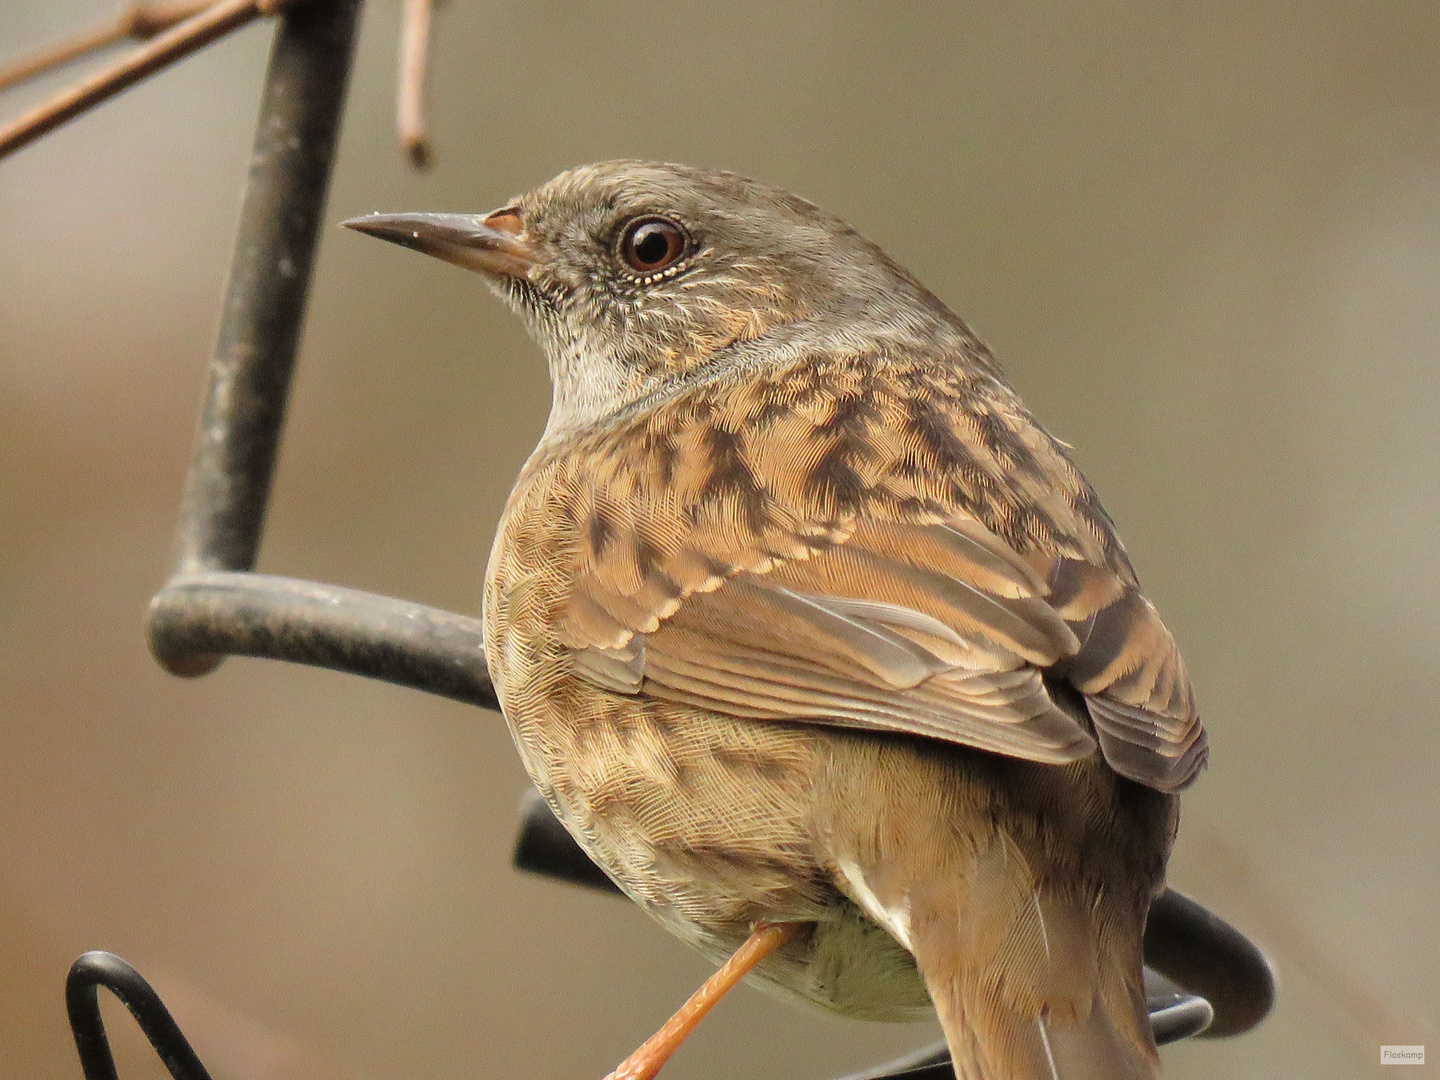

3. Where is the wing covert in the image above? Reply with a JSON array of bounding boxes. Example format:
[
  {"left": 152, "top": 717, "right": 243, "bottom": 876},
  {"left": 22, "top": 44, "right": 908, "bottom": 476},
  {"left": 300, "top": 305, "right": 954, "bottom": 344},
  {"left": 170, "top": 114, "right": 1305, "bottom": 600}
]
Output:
[{"left": 544, "top": 352, "right": 1206, "bottom": 792}]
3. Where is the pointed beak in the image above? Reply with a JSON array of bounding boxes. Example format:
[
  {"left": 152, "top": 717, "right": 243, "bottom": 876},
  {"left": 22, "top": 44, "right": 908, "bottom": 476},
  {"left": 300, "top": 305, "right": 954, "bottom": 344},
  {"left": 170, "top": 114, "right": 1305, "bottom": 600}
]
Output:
[{"left": 340, "top": 209, "right": 540, "bottom": 280}]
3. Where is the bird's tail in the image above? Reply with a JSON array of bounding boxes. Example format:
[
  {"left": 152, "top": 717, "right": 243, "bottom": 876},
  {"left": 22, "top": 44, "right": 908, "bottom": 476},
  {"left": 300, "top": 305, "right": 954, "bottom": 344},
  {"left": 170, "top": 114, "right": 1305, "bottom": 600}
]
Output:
[{"left": 908, "top": 835, "right": 1162, "bottom": 1080}]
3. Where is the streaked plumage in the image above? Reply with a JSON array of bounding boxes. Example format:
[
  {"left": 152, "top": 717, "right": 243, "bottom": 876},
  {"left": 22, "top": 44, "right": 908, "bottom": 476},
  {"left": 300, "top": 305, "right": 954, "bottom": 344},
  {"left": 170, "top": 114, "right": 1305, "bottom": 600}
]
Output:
[{"left": 346, "top": 160, "right": 1207, "bottom": 1080}]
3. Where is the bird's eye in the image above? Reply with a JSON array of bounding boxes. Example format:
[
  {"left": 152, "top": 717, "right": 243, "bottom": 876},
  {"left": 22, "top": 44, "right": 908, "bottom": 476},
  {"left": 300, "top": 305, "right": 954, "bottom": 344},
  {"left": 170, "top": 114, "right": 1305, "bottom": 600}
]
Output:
[{"left": 620, "top": 217, "right": 687, "bottom": 275}]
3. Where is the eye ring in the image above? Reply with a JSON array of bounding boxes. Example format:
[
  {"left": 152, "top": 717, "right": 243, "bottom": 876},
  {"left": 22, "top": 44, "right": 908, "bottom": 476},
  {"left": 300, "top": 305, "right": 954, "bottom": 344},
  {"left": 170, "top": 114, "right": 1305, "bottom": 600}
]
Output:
[{"left": 619, "top": 216, "right": 688, "bottom": 276}]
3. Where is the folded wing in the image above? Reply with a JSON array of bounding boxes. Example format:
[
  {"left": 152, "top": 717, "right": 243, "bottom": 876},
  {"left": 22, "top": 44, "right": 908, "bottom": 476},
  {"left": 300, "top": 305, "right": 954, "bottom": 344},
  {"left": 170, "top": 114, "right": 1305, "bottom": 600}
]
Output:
[{"left": 552, "top": 354, "right": 1207, "bottom": 793}]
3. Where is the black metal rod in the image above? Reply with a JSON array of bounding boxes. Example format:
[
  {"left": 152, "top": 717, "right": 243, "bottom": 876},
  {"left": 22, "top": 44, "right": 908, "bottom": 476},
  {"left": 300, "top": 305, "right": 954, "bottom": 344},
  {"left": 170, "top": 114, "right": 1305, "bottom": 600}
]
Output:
[
  {"left": 153, "top": 0, "right": 362, "bottom": 676},
  {"left": 836, "top": 1043, "right": 952, "bottom": 1080},
  {"left": 67, "top": 952, "right": 212, "bottom": 1080},
  {"left": 1144, "top": 970, "right": 1216, "bottom": 1044},
  {"left": 150, "top": 571, "right": 498, "bottom": 708},
  {"left": 1144, "top": 887, "right": 1277, "bottom": 1038}
]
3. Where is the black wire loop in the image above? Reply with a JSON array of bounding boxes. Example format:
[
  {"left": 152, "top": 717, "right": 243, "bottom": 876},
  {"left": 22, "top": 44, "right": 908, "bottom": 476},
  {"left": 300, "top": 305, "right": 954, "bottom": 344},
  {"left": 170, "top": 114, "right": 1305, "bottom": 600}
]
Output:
[{"left": 66, "top": 952, "right": 212, "bottom": 1080}]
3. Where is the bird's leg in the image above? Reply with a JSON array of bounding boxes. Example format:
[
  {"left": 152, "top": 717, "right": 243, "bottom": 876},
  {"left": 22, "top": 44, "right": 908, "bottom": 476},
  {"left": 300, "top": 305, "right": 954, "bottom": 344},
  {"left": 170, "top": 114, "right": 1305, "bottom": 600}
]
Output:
[{"left": 602, "top": 921, "right": 802, "bottom": 1080}]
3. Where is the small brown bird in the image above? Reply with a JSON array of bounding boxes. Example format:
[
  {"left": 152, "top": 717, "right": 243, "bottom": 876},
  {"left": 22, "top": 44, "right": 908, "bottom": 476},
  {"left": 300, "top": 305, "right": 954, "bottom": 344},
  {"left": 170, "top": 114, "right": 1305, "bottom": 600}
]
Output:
[{"left": 344, "top": 161, "right": 1207, "bottom": 1080}]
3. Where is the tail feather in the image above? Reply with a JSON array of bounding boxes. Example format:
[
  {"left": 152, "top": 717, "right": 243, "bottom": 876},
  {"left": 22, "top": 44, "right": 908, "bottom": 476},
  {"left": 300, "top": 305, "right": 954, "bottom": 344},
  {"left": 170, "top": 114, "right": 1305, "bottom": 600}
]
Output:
[
  {"left": 910, "top": 836, "right": 1162, "bottom": 1080},
  {"left": 816, "top": 732, "right": 1178, "bottom": 1079},
  {"left": 1044, "top": 995, "right": 1156, "bottom": 1080},
  {"left": 935, "top": 982, "right": 1160, "bottom": 1080}
]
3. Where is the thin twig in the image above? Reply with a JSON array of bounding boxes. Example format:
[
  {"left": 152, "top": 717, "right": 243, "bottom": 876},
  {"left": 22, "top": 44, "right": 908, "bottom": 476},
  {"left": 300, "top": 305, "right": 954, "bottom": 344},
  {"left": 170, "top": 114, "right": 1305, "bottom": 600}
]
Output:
[
  {"left": 0, "top": 2, "right": 214, "bottom": 94},
  {"left": 397, "top": 0, "right": 434, "bottom": 169},
  {"left": 0, "top": 0, "right": 298, "bottom": 162},
  {"left": 0, "top": 20, "right": 131, "bottom": 94}
]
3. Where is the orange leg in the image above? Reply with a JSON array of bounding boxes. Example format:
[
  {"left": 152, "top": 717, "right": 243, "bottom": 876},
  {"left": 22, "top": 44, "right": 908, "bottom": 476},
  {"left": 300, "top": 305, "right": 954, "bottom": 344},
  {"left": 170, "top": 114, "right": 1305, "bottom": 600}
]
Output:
[{"left": 603, "top": 921, "right": 802, "bottom": 1080}]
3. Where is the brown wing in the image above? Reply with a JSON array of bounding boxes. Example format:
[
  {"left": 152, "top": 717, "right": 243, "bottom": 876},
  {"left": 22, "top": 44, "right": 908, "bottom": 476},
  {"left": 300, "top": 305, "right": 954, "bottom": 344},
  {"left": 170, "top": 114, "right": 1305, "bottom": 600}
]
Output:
[{"left": 547, "top": 351, "right": 1206, "bottom": 792}]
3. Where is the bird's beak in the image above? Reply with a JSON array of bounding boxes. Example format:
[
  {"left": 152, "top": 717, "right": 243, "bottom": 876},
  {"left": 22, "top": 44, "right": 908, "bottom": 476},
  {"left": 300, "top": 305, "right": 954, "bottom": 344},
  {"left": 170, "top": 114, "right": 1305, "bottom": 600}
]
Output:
[{"left": 340, "top": 208, "right": 540, "bottom": 280}]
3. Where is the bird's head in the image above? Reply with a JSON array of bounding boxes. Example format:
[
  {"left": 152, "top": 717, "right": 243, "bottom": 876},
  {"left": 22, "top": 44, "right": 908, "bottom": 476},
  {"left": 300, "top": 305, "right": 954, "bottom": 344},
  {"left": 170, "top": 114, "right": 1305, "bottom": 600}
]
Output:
[{"left": 343, "top": 160, "right": 966, "bottom": 436}]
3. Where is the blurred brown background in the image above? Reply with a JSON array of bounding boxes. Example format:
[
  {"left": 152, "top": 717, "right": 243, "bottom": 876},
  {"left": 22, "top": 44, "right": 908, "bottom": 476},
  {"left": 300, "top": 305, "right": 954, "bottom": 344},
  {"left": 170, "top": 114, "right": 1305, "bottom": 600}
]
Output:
[{"left": 1, "top": 2, "right": 1437, "bottom": 1078}]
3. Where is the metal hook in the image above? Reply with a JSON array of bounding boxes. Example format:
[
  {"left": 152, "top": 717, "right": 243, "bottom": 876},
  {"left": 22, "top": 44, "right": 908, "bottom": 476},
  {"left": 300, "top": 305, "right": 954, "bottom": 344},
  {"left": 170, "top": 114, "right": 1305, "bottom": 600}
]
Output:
[{"left": 66, "top": 952, "right": 212, "bottom": 1080}]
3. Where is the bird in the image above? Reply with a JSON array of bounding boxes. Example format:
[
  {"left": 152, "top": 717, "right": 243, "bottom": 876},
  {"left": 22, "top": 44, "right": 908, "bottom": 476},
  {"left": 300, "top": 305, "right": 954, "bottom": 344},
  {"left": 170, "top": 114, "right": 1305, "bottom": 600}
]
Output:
[{"left": 342, "top": 160, "right": 1207, "bottom": 1080}]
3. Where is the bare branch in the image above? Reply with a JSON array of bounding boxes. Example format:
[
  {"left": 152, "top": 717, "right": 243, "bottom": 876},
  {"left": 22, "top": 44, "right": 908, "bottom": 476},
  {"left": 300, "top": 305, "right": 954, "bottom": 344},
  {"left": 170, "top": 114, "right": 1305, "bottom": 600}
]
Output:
[
  {"left": 397, "top": 0, "right": 434, "bottom": 169},
  {"left": 0, "top": 2, "right": 214, "bottom": 94},
  {"left": 0, "top": 0, "right": 300, "bottom": 162}
]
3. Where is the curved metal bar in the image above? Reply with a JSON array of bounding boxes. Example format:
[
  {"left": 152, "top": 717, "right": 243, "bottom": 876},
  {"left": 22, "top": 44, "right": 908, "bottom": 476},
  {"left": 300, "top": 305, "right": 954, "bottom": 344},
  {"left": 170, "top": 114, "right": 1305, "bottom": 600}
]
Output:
[
  {"left": 1145, "top": 970, "right": 1216, "bottom": 1044},
  {"left": 836, "top": 1043, "right": 952, "bottom": 1080},
  {"left": 150, "top": 571, "right": 498, "bottom": 708},
  {"left": 150, "top": 0, "right": 362, "bottom": 677},
  {"left": 67, "top": 952, "right": 212, "bottom": 1080},
  {"left": 1144, "top": 888, "right": 1276, "bottom": 1038}
]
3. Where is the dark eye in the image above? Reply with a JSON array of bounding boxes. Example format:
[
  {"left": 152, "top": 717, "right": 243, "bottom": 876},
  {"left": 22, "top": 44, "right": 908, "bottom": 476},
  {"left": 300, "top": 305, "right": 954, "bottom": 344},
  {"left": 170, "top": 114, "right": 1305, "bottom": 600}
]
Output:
[{"left": 620, "top": 216, "right": 687, "bottom": 275}]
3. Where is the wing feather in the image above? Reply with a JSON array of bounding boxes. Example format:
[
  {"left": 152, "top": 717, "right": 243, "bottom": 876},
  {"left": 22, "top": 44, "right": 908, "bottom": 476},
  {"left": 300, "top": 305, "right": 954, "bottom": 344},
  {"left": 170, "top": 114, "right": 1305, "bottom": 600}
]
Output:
[{"left": 541, "top": 352, "right": 1206, "bottom": 792}]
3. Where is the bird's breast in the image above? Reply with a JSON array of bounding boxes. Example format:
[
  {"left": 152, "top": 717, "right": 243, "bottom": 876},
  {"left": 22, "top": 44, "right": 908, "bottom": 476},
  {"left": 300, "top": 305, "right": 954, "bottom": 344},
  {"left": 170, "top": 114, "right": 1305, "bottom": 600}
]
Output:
[{"left": 483, "top": 460, "right": 836, "bottom": 928}]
